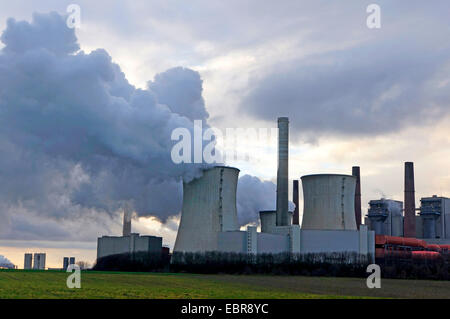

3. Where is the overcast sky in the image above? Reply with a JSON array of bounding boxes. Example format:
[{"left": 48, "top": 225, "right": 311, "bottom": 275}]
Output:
[{"left": 0, "top": 1, "right": 449, "bottom": 268}]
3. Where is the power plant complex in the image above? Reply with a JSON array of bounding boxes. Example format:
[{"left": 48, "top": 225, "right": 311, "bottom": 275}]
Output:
[
  {"left": 96, "top": 117, "right": 449, "bottom": 264},
  {"left": 173, "top": 117, "right": 450, "bottom": 262},
  {"left": 174, "top": 117, "right": 375, "bottom": 259}
]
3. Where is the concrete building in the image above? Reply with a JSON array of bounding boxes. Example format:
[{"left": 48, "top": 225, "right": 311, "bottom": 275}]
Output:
[
  {"left": 24, "top": 253, "right": 32, "bottom": 270},
  {"left": 97, "top": 205, "right": 164, "bottom": 260},
  {"left": 418, "top": 196, "right": 450, "bottom": 240},
  {"left": 366, "top": 199, "right": 404, "bottom": 236},
  {"left": 174, "top": 117, "right": 375, "bottom": 261},
  {"left": 97, "top": 233, "right": 163, "bottom": 259},
  {"left": 301, "top": 174, "right": 357, "bottom": 231},
  {"left": 63, "top": 256, "right": 76, "bottom": 269},
  {"left": 174, "top": 166, "right": 240, "bottom": 252},
  {"left": 33, "top": 253, "right": 46, "bottom": 270},
  {"left": 63, "top": 257, "right": 69, "bottom": 270}
]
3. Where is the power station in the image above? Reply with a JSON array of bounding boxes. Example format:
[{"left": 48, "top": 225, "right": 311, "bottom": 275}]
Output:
[
  {"left": 97, "top": 208, "right": 164, "bottom": 259},
  {"left": 174, "top": 117, "right": 375, "bottom": 260},
  {"left": 95, "top": 116, "right": 449, "bottom": 264}
]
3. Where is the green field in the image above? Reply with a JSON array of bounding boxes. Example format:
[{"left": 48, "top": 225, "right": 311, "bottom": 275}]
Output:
[{"left": 0, "top": 270, "right": 449, "bottom": 299}]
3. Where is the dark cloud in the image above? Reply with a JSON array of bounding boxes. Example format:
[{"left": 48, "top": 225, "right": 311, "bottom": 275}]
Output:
[{"left": 242, "top": 32, "right": 450, "bottom": 138}]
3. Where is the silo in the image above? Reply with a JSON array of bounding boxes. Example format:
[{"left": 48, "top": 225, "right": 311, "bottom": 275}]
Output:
[
  {"left": 174, "top": 166, "right": 240, "bottom": 253},
  {"left": 301, "top": 174, "right": 357, "bottom": 230}
]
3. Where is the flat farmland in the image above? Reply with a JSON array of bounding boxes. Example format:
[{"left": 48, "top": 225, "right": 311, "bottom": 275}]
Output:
[{"left": 0, "top": 270, "right": 448, "bottom": 299}]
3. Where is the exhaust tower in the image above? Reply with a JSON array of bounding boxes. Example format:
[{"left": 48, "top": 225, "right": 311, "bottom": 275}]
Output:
[
  {"left": 293, "top": 180, "right": 299, "bottom": 225},
  {"left": 404, "top": 162, "right": 416, "bottom": 237},
  {"left": 352, "top": 166, "right": 362, "bottom": 230},
  {"left": 276, "top": 117, "right": 289, "bottom": 226}
]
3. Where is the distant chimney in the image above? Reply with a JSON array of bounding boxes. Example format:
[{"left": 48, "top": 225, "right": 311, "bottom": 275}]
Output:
[
  {"left": 276, "top": 117, "right": 289, "bottom": 226},
  {"left": 404, "top": 162, "right": 416, "bottom": 237},
  {"left": 352, "top": 166, "right": 362, "bottom": 230},
  {"left": 123, "top": 207, "right": 132, "bottom": 236},
  {"left": 293, "top": 180, "right": 299, "bottom": 225}
]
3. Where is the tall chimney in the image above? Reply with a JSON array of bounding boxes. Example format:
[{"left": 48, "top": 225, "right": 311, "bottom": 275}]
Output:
[
  {"left": 276, "top": 117, "right": 289, "bottom": 226},
  {"left": 293, "top": 180, "right": 299, "bottom": 225},
  {"left": 352, "top": 166, "right": 362, "bottom": 230},
  {"left": 123, "top": 206, "right": 132, "bottom": 236},
  {"left": 404, "top": 162, "right": 416, "bottom": 237}
]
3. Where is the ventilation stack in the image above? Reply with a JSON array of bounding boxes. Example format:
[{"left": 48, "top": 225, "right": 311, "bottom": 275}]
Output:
[
  {"left": 276, "top": 117, "right": 289, "bottom": 226},
  {"left": 123, "top": 206, "right": 132, "bottom": 237},
  {"left": 352, "top": 166, "right": 362, "bottom": 230},
  {"left": 404, "top": 162, "right": 416, "bottom": 237},
  {"left": 293, "top": 180, "right": 299, "bottom": 225}
]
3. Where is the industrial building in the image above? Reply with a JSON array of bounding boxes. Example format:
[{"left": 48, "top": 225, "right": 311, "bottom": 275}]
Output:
[
  {"left": 174, "top": 117, "right": 375, "bottom": 260},
  {"left": 24, "top": 253, "right": 32, "bottom": 270},
  {"left": 97, "top": 210, "right": 164, "bottom": 260},
  {"left": 366, "top": 199, "right": 404, "bottom": 237},
  {"left": 417, "top": 196, "right": 450, "bottom": 240},
  {"left": 63, "top": 257, "right": 76, "bottom": 270},
  {"left": 364, "top": 161, "right": 450, "bottom": 246},
  {"left": 32, "top": 253, "right": 46, "bottom": 270}
]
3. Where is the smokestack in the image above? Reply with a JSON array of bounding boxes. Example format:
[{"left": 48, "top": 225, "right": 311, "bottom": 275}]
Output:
[
  {"left": 404, "top": 162, "right": 416, "bottom": 237},
  {"left": 276, "top": 117, "right": 289, "bottom": 226},
  {"left": 293, "top": 180, "right": 299, "bottom": 225},
  {"left": 123, "top": 206, "right": 132, "bottom": 236},
  {"left": 352, "top": 166, "right": 362, "bottom": 230}
]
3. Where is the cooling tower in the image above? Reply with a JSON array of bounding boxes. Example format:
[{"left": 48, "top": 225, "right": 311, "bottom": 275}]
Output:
[
  {"left": 174, "top": 166, "right": 240, "bottom": 253},
  {"left": 301, "top": 174, "right": 357, "bottom": 230},
  {"left": 352, "top": 166, "right": 362, "bottom": 230},
  {"left": 404, "top": 162, "right": 416, "bottom": 237},
  {"left": 276, "top": 117, "right": 289, "bottom": 226}
]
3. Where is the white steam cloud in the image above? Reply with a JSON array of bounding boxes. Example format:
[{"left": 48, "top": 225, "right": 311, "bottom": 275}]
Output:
[{"left": 0, "top": 12, "right": 275, "bottom": 241}]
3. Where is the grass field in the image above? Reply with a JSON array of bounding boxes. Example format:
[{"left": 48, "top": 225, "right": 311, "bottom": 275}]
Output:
[{"left": 0, "top": 270, "right": 449, "bottom": 299}]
